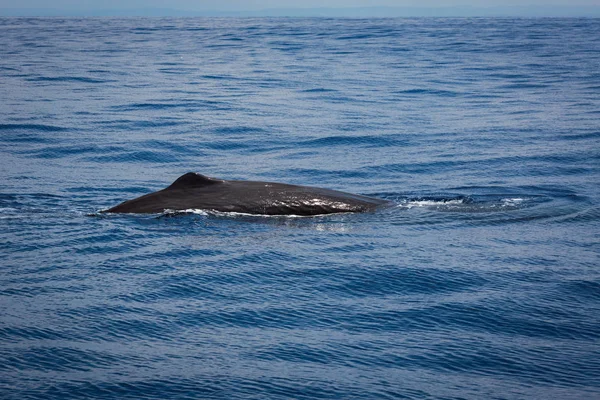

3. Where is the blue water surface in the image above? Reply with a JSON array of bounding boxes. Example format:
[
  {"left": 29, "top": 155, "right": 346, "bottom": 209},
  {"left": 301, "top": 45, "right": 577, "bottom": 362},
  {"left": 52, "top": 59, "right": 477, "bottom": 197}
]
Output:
[{"left": 1, "top": 17, "right": 599, "bottom": 399}]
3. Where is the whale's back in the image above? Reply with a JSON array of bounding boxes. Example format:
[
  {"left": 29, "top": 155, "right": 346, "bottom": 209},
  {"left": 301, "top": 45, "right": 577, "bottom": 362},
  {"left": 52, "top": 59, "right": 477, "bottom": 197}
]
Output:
[{"left": 105, "top": 173, "right": 389, "bottom": 215}]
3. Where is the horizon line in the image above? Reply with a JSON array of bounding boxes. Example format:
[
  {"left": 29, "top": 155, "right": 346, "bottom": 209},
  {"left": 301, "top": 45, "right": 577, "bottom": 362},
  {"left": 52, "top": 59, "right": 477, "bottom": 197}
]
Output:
[{"left": 1, "top": 5, "right": 600, "bottom": 18}]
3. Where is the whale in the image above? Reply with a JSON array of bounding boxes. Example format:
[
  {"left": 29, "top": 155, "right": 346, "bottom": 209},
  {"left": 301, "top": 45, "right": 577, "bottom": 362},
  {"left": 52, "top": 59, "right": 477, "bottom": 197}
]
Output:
[{"left": 103, "top": 172, "right": 389, "bottom": 216}]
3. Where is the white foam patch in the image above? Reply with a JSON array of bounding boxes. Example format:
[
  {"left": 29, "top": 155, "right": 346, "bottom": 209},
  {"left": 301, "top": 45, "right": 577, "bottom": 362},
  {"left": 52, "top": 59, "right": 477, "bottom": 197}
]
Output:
[
  {"left": 500, "top": 198, "right": 525, "bottom": 207},
  {"left": 399, "top": 199, "right": 466, "bottom": 209}
]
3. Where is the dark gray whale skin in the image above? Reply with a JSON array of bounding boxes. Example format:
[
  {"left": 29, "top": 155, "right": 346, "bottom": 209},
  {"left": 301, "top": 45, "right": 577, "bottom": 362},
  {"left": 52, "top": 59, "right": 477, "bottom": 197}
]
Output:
[{"left": 104, "top": 172, "right": 389, "bottom": 216}]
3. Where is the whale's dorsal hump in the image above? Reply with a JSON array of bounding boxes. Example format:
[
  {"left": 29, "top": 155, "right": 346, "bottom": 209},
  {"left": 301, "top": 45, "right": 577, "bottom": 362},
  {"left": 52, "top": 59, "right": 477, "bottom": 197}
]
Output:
[{"left": 168, "top": 172, "right": 222, "bottom": 189}]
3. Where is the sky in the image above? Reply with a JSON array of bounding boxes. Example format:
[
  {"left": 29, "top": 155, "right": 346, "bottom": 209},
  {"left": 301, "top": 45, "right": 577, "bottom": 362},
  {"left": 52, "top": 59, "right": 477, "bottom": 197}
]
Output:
[{"left": 1, "top": 0, "right": 599, "bottom": 16}]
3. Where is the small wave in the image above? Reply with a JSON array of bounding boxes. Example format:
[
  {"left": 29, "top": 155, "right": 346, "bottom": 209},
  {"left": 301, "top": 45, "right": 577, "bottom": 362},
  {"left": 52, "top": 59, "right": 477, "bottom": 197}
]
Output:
[
  {"left": 301, "top": 135, "right": 406, "bottom": 148},
  {"left": 335, "top": 33, "right": 376, "bottom": 40},
  {"left": 547, "top": 205, "right": 600, "bottom": 223},
  {"left": 212, "top": 126, "right": 267, "bottom": 135},
  {"left": 19, "top": 144, "right": 99, "bottom": 159},
  {"left": 396, "top": 88, "right": 460, "bottom": 97},
  {"left": 497, "top": 82, "right": 550, "bottom": 90},
  {"left": 85, "top": 150, "right": 178, "bottom": 163},
  {"left": 0, "top": 123, "right": 68, "bottom": 132},
  {"left": 300, "top": 88, "right": 337, "bottom": 93},
  {"left": 0, "top": 207, "right": 19, "bottom": 219},
  {"left": 26, "top": 76, "right": 111, "bottom": 84}
]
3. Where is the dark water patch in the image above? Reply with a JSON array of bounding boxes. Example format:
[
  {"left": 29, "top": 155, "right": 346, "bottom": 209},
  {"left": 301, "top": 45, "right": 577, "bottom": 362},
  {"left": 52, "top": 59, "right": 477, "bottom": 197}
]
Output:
[
  {"left": 561, "top": 131, "right": 600, "bottom": 140},
  {"left": 9, "top": 376, "right": 368, "bottom": 400},
  {"left": 276, "top": 150, "right": 319, "bottom": 160},
  {"left": 137, "top": 140, "right": 197, "bottom": 154},
  {"left": 395, "top": 88, "right": 461, "bottom": 97},
  {"left": 270, "top": 45, "right": 305, "bottom": 53},
  {"left": 129, "top": 119, "right": 184, "bottom": 128},
  {"left": 0, "top": 123, "right": 68, "bottom": 132},
  {"left": 158, "top": 67, "right": 198, "bottom": 75},
  {"left": 2, "top": 134, "right": 59, "bottom": 145},
  {"left": 336, "top": 33, "right": 379, "bottom": 40},
  {"left": 488, "top": 72, "right": 534, "bottom": 80},
  {"left": 253, "top": 343, "right": 343, "bottom": 366},
  {"left": 61, "top": 304, "right": 158, "bottom": 320},
  {"left": 79, "top": 317, "right": 177, "bottom": 341},
  {"left": 551, "top": 206, "right": 600, "bottom": 223},
  {"left": 26, "top": 76, "right": 113, "bottom": 84},
  {"left": 366, "top": 152, "right": 597, "bottom": 177},
  {"left": 0, "top": 325, "right": 76, "bottom": 343},
  {"left": 251, "top": 338, "right": 600, "bottom": 387},
  {"left": 86, "top": 69, "right": 114, "bottom": 74},
  {"left": 184, "top": 27, "right": 209, "bottom": 31},
  {"left": 322, "top": 266, "right": 488, "bottom": 298},
  {"left": 558, "top": 279, "right": 600, "bottom": 302},
  {"left": 147, "top": 276, "right": 227, "bottom": 302},
  {"left": 84, "top": 150, "right": 180, "bottom": 163},
  {"left": 20, "top": 42, "right": 55, "bottom": 49},
  {"left": 176, "top": 306, "right": 318, "bottom": 331},
  {"left": 346, "top": 301, "right": 600, "bottom": 340},
  {"left": 115, "top": 285, "right": 219, "bottom": 304},
  {"left": 324, "top": 49, "right": 358, "bottom": 55},
  {"left": 0, "top": 284, "right": 90, "bottom": 298},
  {"left": 0, "top": 194, "right": 20, "bottom": 207},
  {"left": 17, "top": 144, "right": 100, "bottom": 159},
  {"left": 202, "top": 141, "right": 251, "bottom": 151},
  {"left": 300, "top": 88, "right": 338, "bottom": 93},
  {"left": 0, "top": 193, "right": 66, "bottom": 218},
  {"left": 19, "top": 379, "right": 226, "bottom": 400},
  {"left": 0, "top": 346, "right": 136, "bottom": 372},
  {"left": 110, "top": 100, "right": 225, "bottom": 112},
  {"left": 201, "top": 74, "right": 239, "bottom": 80},
  {"left": 1, "top": 193, "right": 63, "bottom": 201},
  {"left": 130, "top": 28, "right": 159, "bottom": 34},
  {"left": 497, "top": 82, "right": 550, "bottom": 90},
  {"left": 95, "top": 118, "right": 185, "bottom": 130},
  {"left": 212, "top": 126, "right": 267, "bottom": 135},
  {"left": 402, "top": 341, "right": 600, "bottom": 386},
  {"left": 301, "top": 135, "right": 407, "bottom": 148},
  {"left": 284, "top": 168, "right": 372, "bottom": 180}
]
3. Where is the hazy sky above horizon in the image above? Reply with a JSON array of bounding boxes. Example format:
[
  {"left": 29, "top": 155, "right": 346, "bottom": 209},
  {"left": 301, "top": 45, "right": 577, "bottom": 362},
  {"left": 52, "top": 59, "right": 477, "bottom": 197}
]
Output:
[{"left": 2, "top": 0, "right": 599, "bottom": 10}]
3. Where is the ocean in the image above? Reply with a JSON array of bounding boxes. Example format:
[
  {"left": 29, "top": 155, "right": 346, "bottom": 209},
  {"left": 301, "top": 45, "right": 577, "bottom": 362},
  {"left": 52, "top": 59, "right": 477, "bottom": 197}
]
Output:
[{"left": 1, "top": 17, "right": 599, "bottom": 399}]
